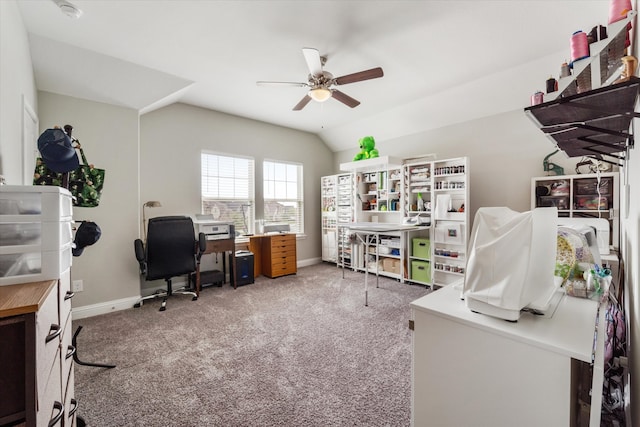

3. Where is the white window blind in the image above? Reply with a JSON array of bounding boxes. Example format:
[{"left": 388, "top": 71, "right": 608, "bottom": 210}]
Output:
[
  {"left": 201, "top": 152, "right": 255, "bottom": 235},
  {"left": 263, "top": 160, "right": 304, "bottom": 234}
]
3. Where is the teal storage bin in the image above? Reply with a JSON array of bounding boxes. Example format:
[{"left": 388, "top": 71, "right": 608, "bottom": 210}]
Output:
[
  {"left": 412, "top": 238, "right": 430, "bottom": 259},
  {"left": 411, "top": 260, "right": 431, "bottom": 283}
]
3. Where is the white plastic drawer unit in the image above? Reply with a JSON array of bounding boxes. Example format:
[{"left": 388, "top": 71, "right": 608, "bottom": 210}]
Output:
[
  {"left": 0, "top": 185, "right": 73, "bottom": 221},
  {"left": 0, "top": 246, "right": 72, "bottom": 286},
  {"left": 0, "top": 221, "right": 73, "bottom": 249},
  {"left": 0, "top": 186, "right": 74, "bottom": 286}
]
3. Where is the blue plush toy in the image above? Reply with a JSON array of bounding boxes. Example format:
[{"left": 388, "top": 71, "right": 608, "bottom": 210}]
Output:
[{"left": 353, "top": 136, "right": 379, "bottom": 161}]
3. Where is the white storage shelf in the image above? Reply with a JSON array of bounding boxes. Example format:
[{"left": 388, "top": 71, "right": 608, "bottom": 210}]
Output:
[{"left": 531, "top": 172, "right": 619, "bottom": 249}]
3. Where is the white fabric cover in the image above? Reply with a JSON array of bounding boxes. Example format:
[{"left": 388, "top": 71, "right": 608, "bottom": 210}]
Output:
[{"left": 463, "top": 207, "right": 558, "bottom": 316}]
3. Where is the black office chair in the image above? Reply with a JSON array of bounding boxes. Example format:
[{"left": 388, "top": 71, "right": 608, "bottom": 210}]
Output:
[{"left": 134, "top": 216, "right": 207, "bottom": 311}]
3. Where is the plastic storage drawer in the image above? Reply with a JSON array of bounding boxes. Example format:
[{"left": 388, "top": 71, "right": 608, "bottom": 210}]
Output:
[
  {"left": 0, "top": 221, "right": 73, "bottom": 250},
  {"left": 0, "top": 186, "right": 72, "bottom": 221},
  {"left": 0, "top": 245, "right": 72, "bottom": 286}
]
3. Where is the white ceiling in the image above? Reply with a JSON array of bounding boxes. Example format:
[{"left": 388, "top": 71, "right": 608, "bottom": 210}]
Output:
[{"left": 17, "top": 0, "right": 611, "bottom": 152}]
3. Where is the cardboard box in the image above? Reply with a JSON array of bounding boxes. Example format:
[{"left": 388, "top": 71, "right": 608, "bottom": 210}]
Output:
[{"left": 383, "top": 257, "right": 400, "bottom": 274}]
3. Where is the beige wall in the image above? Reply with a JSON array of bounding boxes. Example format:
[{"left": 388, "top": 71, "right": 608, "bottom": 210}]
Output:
[
  {"left": 334, "top": 109, "right": 580, "bottom": 221},
  {"left": 139, "top": 102, "right": 334, "bottom": 267},
  {"left": 37, "top": 91, "right": 141, "bottom": 309}
]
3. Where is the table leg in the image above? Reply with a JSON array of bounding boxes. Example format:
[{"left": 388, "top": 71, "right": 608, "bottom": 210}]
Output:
[{"left": 231, "top": 251, "right": 237, "bottom": 289}]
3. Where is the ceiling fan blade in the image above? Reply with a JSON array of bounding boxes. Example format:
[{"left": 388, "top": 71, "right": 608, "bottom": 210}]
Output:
[
  {"left": 334, "top": 67, "right": 384, "bottom": 85},
  {"left": 302, "top": 47, "right": 323, "bottom": 77},
  {"left": 293, "top": 95, "right": 312, "bottom": 111},
  {"left": 256, "top": 81, "right": 308, "bottom": 87},
  {"left": 332, "top": 90, "right": 360, "bottom": 108}
]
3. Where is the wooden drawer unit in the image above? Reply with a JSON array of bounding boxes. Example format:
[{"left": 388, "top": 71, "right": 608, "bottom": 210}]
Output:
[
  {"left": 0, "top": 273, "right": 76, "bottom": 427},
  {"left": 264, "top": 234, "right": 297, "bottom": 278}
]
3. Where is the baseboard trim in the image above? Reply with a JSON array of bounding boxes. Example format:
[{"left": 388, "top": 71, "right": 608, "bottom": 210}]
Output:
[
  {"left": 72, "top": 296, "right": 140, "bottom": 320},
  {"left": 72, "top": 258, "right": 323, "bottom": 319}
]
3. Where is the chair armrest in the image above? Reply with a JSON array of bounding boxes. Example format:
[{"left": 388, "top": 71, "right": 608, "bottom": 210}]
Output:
[
  {"left": 133, "top": 239, "right": 147, "bottom": 274},
  {"left": 196, "top": 233, "right": 207, "bottom": 261}
]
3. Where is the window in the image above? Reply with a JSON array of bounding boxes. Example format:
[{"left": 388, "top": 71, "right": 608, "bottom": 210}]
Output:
[
  {"left": 201, "top": 152, "right": 254, "bottom": 235},
  {"left": 263, "top": 160, "right": 304, "bottom": 234}
]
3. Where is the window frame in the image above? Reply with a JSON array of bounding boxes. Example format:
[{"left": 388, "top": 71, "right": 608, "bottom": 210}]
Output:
[
  {"left": 201, "top": 150, "right": 255, "bottom": 236},
  {"left": 262, "top": 159, "right": 304, "bottom": 235}
]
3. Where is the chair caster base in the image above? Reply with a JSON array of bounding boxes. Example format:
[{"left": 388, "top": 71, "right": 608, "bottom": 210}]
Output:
[
  {"left": 192, "top": 296, "right": 198, "bottom": 301},
  {"left": 134, "top": 302, "right": 141, "bottom": 308}
]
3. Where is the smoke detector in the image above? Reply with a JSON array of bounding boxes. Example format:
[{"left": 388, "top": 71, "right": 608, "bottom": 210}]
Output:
[{"left": 52, "top": 0, "right": 83, "bottom": 19}]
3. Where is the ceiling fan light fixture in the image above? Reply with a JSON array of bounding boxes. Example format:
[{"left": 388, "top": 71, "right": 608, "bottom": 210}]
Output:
[{"left": 308, "top": 87, "right": 332, "bottom": 102}]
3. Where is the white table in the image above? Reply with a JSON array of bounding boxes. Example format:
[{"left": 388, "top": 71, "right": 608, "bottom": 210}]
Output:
[
  {"left": 341, "top": 222, "right": 419, "bottom": 306},
  {"left": 410, "top": 284, "right": 606, "bottom": 427}
]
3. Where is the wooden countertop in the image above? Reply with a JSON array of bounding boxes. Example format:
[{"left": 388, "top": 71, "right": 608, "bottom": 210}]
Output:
[{"left": 0, "top": 280, "right": 57, "bottom": 318}]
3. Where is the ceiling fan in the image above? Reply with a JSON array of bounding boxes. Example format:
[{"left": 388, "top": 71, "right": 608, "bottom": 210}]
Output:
[{"left": 257, "top": 48, "right": 384, "bottom": 111}]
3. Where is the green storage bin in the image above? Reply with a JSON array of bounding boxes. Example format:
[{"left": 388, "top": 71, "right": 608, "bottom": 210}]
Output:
[
  {"left": 411, "top": 260, "right": 431, "bottom": 283},
  {"left": 412, "top": 238, "right": 431, "bottom": 259}
]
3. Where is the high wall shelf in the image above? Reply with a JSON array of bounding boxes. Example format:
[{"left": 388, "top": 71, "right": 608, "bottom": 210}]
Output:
[
  {"left": 525, "top": 77, "right": 640, "bottom": 164},
  {"left": 524, "top": 10, "right": 639, "bottom": 165},
  {"left": 547, "top": 11, "right": 637, "bottom": 101}
]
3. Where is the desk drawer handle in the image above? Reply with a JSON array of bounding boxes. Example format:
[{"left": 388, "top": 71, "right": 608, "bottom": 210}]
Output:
[
  {"left": 68, "top": 398, "right": 79, "bottom": 417},
  {"left": 66, "top": 344, "right": 76, "bottom": 360},
  {"left": 48, "top": 401, "right": 64, "bottom": 427},
  {"left": 65, "top": 291, "right": 75, "bottom": 301},
  {"left": 45, "top": 324, "right": 62, "bottom": 343}
]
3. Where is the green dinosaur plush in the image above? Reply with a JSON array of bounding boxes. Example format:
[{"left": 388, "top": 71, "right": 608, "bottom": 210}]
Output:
[{"left": 353, "top": 136, "right": 379, "bottom": 161}]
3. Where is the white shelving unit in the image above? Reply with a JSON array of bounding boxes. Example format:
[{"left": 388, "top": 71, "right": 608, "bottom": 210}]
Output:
[
  {"left": 327, "top": 155, "right": 469, "bottom": 287},
  {"left": 321, "top": 173, "right": 355, "bottom": 264},
  {"left": 531, "top": 171, "right": 619, "bottom": 249},
  {"left": 336, "top": 173, "right": 355, "bottom": 268},
  {"left": 430, "top": 157, "right": 469, "bottom": 287}
]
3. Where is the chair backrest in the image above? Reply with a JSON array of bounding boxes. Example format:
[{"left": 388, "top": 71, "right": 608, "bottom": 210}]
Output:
[{"left": 145, "top": 216, "right": 197, "bottom": 281}]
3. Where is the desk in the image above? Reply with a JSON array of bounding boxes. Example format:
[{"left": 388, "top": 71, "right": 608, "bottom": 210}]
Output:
[
  {"left": 341, "top": 223, "right": 419, "bottom": 306},
  {"left": 248, "top": 233, "right": 297, "bottom": 278},
  {"left": 196, "top": 237, "right": 236, "bottom": 292},
  {"left": 410, "top": 285, "right": 606, "bottom": 427}
]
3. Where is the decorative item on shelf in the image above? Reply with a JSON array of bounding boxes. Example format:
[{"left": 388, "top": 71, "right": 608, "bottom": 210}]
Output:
[
  {"left": 546, "top": 76, "right": 558, "bottom": 94},
  {"left": 352, "top": 136, "right": 379, "bottom": 161},
  {"left": 543, "top": 150, "right": 565, "bottom": 176},
  {"left": 530, "top": 90, "right": 544, "bottom": 106},
  {"left": 560, "top": 61, "right": 571, "bottom": 78},
  {"left": 587, "top": 25, "right": 608, "bottom": 44},
  {"left": 609, "top": 0, "right": 632, "bottom": 24},
  {"left": 569, "top": 30, "right": 590, "bottom": 67},
  {"left": 617, "top": 55, "right": 638, "bottom": 82}
]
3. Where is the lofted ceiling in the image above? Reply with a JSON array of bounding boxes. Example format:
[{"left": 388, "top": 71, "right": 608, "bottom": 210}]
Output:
[{"left": 16, "top": 1, "right": 612, "bottom": 152}]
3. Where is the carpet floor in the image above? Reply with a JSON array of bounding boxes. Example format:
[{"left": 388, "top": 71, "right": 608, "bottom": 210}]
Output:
[{"left": 72, "top": 263, "right": 430, "bottom": 426}]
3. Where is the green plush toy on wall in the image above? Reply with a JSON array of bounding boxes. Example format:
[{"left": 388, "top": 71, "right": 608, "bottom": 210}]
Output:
[{"left": 353, "top": 136, "right": 379, "bottom": 161}]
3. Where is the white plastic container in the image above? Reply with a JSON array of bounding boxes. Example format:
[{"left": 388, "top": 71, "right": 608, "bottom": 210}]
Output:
[
  {"left": 0, "top": 244, "right": 72, "bottom": 285},
  {"left": 0, "top": 221, "right": 73, "bottom": 250},
  {"left": 0, "top": 185, "right": 74, "bottom": 286},
  {"left": 0, "top": 185, "right": 72, "bottom": 221}
]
